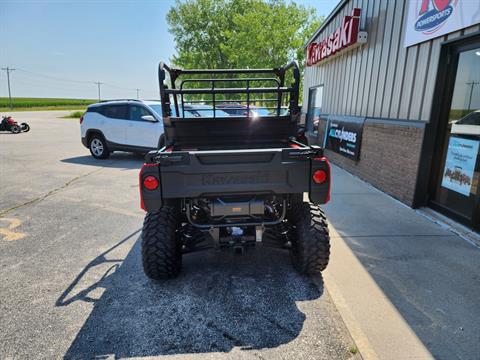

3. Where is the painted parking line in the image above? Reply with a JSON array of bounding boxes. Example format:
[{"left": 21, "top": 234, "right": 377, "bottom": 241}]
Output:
[{"left": 0, "top": 217, "right": 26, "bottom": 241}]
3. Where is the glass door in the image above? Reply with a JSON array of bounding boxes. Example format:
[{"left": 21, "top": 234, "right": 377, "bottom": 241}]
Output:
[{"left": 430, "top": 44, "right": 480, "bottom": 227}]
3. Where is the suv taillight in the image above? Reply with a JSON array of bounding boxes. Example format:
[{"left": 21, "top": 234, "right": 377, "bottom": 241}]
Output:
[{"left": 79, "top": 116, "right": 84, "bottom": 124}]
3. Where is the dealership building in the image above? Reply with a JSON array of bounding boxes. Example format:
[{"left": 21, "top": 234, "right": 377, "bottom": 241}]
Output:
[{"left": 302, "top": 0, "right": 480, "bottom": 229}]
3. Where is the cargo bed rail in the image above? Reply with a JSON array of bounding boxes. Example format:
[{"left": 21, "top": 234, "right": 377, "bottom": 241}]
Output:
[{"left": 158, "top": 61, "right": 300, "bottom": 121}]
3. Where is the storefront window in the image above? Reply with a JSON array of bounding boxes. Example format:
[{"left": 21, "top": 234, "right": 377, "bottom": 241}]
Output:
[{"left": 432, "top": 47, "right": 480, "bottom": 222}]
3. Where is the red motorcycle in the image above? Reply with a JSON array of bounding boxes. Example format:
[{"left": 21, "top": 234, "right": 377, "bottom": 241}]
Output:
[{"left": 0, "top": 116, "right": 30, "bottom": 134}]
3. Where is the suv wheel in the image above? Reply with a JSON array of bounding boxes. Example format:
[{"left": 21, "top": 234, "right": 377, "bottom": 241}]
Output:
[
  {"left": 89, "top": 135, "right": 109, "bottom": 159},
  {"left": 288, "top": 201, "right": 330, "bottom": 274},
  {"left": 141, "top": 206, "right": 183, "bottom": 280}
]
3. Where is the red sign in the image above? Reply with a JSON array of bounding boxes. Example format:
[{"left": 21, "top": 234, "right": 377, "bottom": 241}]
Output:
[{"left": 307, "top": 8, "right": 364, "bottom": 66}]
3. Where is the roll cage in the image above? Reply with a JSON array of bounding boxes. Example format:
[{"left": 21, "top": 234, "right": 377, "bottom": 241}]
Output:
[{"left": 157, "top": 61, "right": 301, "bottom": 148}]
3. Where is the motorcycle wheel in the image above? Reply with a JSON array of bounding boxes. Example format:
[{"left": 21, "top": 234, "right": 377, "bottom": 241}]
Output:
[
  {"left": 21, "top": 123, "right": 30, "bottom": 132},
  {"left": 11, "top": 125, "right": 21, "bottom": 134}
]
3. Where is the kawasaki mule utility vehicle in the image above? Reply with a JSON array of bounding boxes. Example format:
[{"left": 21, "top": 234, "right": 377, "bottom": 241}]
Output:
[{"left": 139, "top": 61, "right": 331, "bottom": 280}]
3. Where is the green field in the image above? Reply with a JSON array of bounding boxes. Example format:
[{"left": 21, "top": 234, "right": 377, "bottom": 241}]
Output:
[
  {"left": 0, "top": 97, "right": 96, "bottom": 111},
  {"left": 450, "top": 109, "right": 475, "bottom": 120}
]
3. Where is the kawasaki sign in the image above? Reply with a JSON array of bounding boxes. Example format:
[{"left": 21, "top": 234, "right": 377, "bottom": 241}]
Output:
[
  {"left": 325, "top": 118, "right": 365, "bottom": 161},
  {"left": 306, "top": 8, "right": 367, "bottom": 66}
]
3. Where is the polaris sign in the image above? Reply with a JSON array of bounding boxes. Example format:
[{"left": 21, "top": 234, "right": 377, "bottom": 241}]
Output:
[
  {"left": 405, "top": 0, "right": 480, "bottom": 47},
  {"left": 414, "top": 1, "right": 454, "bottom": 32},
  {"left": 325, "top": 119, "right": 364, "bottom": 161},
  {"left": 307, "top": 8, "right": 367, "bottom": 66}
]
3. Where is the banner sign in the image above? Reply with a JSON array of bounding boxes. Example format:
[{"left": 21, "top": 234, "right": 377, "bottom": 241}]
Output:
[
  {"left": 307, "top": 8, "right": 367, "bottom": 66},
  {"left": 405, "top": 0, "right": 480, "bottom": 47},
  {"left": 441, "top": 136, "right": 479, "bottom": 196},
  {"left": 325, "top": 119, "right": 364, "bottom": 161}
]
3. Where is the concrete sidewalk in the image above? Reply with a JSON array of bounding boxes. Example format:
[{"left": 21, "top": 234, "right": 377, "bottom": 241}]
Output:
[{"left": 322, "top": 165, "right": 480, "bottom": 360}]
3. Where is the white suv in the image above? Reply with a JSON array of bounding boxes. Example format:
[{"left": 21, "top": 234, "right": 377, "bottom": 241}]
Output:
[{"left": 80, "top": 100, "right": 166, "bottom": 159}]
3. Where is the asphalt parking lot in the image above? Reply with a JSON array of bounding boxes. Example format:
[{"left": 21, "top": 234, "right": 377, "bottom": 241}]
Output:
[{"left": 0, "top": 111, "right": 358, "bottom": 359}]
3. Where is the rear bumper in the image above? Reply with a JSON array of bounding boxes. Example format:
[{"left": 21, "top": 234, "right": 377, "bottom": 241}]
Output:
[
  {"left": 81, "top": 137, "right": 88, "bottom": 148},
  {"left": 157, "top": 148, "right": 312, "bottom": 199},
  {"left": 140, "top": 147, "right": 330, "bottom": 212}
]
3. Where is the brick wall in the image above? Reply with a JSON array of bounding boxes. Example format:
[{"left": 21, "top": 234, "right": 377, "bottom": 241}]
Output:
[{"left": 320, "top": 119, "right": 425, "bottom": 206}]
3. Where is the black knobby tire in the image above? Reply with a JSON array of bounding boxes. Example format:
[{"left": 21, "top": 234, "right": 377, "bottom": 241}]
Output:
[
  {"left": 141, "top": 207, "right": 182, "bottom": 280},
  {"left": 11, "top": 125, "right": 21, "bottom": 134},
  {"left": 89, "top": 134, "right": 109, "bottom": 159},
  {"left": 21, "top": 123, "right": 30, "bottom": 132},
  {"left": 288, "top": 201, "right": 330, "bottom": 274}
]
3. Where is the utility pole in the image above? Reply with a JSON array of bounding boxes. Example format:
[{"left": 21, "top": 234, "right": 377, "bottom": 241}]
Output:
[
  {"left": 94, "top": 82, "right": 103, "bottom": 101},
  {"left": 136, "top": 88, "right": 141, "bottom": 99},
  {"left": 1, "top": 67, "right": 16, "bottom": 109},
  {"left": 466, "top": 81, "right": 480, "bottom": 111}
]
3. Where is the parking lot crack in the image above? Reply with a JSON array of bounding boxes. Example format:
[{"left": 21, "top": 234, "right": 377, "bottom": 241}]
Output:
[{"left": 0, "top": 167, "right": 104, "bottom": 216}]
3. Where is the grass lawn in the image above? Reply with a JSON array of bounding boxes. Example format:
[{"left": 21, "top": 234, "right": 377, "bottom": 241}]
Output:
[
  {"left": 62, "top": 110, "right": 85, "bottom": 118},
  {"left": 0, "top": 97, "right": 96, "bottom": 112}
]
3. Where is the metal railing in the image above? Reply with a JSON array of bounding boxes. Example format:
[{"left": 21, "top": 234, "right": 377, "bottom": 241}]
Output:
[{"left": 158, "top": 61, "right": 300, "bottom": 121}]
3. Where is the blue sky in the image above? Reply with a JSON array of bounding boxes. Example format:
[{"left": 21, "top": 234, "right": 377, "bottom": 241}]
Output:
[{"left": 0, "top": 0, "right": 338, "bottom": 99}]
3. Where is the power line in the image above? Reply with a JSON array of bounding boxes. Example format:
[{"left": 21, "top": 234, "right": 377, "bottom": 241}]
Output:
[
  {"left": 466, "top": 81, "right": 480, "bottom": 111},
  {"left": 1, "top": 66, "right": 157, "bottom": 97},
  {"left": 15, "top": 68, "right": 92, "bottom": 84},
  {"left": 12, "top": 78, "right": 92, "bottom": 92},
  {"left": 1, "top": 67, "right": 15, "bottom": 108}
]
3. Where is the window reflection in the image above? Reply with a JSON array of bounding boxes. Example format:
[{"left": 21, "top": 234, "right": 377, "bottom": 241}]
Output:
[
  {"left": 449, "top": 48, "right": 480, "bottom": 135},
  {"left": 307, "top": 85, "right": 323, "bottom": 133}
]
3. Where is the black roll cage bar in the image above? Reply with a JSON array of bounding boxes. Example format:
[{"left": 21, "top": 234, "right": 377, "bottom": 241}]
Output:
[{"left": 158, "top": 61, "right": 301, "bottom": 121}]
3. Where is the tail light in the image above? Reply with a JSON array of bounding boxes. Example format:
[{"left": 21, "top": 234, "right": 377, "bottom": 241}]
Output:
[
  {"left": 310, "top": 157, "right": 331, "bottom": 204},
  {"left": 312, "top": 169, "right": 327, "bottom": 184},
  {"left": 143, "top": 175, "right": 159, "bottom": 190},
  {"left": 139, "top": 163, "right": 160, "bottom": 211},
  {"left": 79, "top": 116, "right": 84, "bottom": 124}
]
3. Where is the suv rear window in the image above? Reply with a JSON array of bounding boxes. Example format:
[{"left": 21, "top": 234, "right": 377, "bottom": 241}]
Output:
[{"left": 101, "top": 105, "right": 128, "bottom": 119}]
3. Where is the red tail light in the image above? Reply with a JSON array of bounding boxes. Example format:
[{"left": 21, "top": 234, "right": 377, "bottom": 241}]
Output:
[
  {"left": 79, "top": 116, "right": 84, "bottom": 124},
  {"left": 139, "top": 163, "right": 160, "bottom": 211},
  {"left": 143, "top": 175, "right": 159, "bottom": 190},
  {"left": 311, "top": 156, "right": 331, "bottom": 204},
  {"left": 312, "top": 169, "right": 327, "bottom": 184}
]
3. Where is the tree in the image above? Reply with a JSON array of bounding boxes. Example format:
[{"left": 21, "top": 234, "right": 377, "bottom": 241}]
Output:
[{"left": 166, "top": 0, "right": 323, "bottom": 74}]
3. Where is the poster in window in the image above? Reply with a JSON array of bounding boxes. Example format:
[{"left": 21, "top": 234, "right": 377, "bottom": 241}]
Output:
[
  {"left": 325, "top": 119, "right": 364, "bottom": 161},
  {"left": 441, "top": 136, "right": 479, "bottom": 196}
]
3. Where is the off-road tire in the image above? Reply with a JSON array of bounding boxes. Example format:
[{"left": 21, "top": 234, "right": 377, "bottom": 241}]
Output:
[
  {"left": 89, "top": 135, "right": 109, "bottom": 159},
  {"left": 288, "top": 201, "right": 330, "bottom": 274},
  {"left": 141, "top": 207, "right": 182, "bottom": 280}
]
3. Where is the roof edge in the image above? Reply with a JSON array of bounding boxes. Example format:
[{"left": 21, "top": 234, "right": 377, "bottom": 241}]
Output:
[{"left": 305, "top": 0, "right": 349, "bottom": 49}]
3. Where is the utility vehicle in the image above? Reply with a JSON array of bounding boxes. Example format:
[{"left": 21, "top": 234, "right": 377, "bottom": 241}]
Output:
[{"left": 139, "top": 61, "right": 331, "bottom": 280}]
